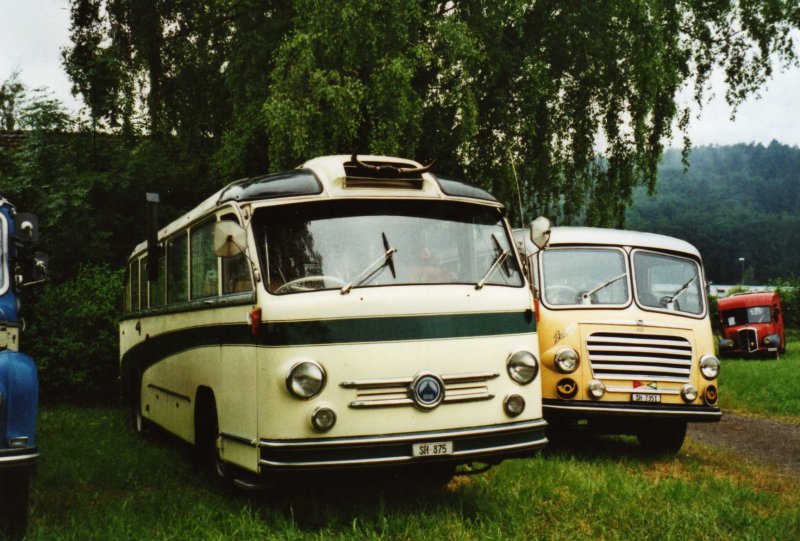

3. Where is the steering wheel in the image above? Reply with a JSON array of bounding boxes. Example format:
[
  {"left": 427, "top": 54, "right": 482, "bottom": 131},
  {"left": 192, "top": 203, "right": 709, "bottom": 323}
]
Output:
[
  {"left": 545, "top": 285, "right": 578, "bottom": 304},
  {"left": 275, "top": 275, "right": 345, "bottom": 294}
]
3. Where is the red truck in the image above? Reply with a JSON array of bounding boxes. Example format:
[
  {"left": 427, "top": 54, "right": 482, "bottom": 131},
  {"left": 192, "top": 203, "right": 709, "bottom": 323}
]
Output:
[{"left": 718, "top": 291, "right": 785, "bottom": 359}]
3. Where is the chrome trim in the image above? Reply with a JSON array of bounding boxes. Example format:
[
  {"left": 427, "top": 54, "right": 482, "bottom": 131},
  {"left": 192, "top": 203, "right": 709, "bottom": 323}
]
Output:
[
  {"left": 0, "top": 451, "right": 39, "bottom": 464},
  {"left": 220, "top": 432, "right": 257, "bottom": 446},
  {"left": 343, "top": 370, "right": 499, "bottom": 409},
  {"left": 544, "top": 403, "right": 721, "bottom": 417},
  {"left": 259, "top": 419, "right": 549, "bottom": 448},
  {"left": 258, "top": 439, "right": 547, "bottom": 468},
  {"left": 605, "top": 386, "right": 680, "bottom": 395}
]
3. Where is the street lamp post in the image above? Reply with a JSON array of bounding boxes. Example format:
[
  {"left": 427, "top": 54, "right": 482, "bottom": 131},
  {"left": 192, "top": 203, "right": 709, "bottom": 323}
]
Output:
[{"left": 738, "top": 257, "right": 746, "bottom": 285}]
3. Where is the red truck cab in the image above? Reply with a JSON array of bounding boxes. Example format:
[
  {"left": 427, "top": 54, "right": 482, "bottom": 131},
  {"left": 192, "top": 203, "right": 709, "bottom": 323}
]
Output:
[{"left": 718, "top": 291, "right": 785, "bottom": 359}]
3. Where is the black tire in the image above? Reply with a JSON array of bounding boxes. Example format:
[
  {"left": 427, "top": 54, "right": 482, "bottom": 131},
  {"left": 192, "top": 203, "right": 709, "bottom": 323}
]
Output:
[
  {"left": 0, "top": 468, "right": 30, "bottom": 538},
  {"left": 637, "top": 420, "right": 687, "bottom": 454}
]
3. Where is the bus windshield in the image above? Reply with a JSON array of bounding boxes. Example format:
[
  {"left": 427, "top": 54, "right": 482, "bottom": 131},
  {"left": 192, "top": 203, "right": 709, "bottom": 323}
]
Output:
[
  {"left": 633, "top": 251, "right": 704, "bottom": 315},
  {"left": 541, "top": 248, "right": 629, "bottom": 306},
  {"left": 254, "top": 200, "right": 523, "bottom": 295},
  {"left": 722, "top": 306, "right": 771, "bottom": 327}
]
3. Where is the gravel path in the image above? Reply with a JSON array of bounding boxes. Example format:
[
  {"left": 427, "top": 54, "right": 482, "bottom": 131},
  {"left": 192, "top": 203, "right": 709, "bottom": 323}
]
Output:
[{"left": 688, "top": 412, "right": 800, "bottom": 476}]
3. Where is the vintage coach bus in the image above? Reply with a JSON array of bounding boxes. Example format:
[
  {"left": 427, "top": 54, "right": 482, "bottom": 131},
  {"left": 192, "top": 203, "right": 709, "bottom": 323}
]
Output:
[
  {"left": 120, "top": 155, "right": 546, "bottom": 486},
  {"left": 516, "top": 222, "right": 721, "bottom": 453},
  {"left": 0, "top": 196, "right": 45, "bottom": 534}
]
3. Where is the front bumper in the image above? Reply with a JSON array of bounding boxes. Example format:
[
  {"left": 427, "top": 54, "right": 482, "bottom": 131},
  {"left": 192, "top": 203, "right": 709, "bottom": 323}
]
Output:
[
  {"left": 259, "top": 419, "right": 548, "bottom": 470},
  {"left": 544, "top": 399, "right": 722, "bottom": 423},
  {"left": 0, "top": 447, "right": 39, "bottom": 470}
]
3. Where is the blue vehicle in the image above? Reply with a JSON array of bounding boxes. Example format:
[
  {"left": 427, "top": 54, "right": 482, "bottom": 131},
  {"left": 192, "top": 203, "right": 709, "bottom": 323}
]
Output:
[{"left": 0, "top": 196, "right": 45, "bottom": 535}]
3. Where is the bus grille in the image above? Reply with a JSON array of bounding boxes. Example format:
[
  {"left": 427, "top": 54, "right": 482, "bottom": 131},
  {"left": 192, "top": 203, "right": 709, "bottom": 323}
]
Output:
[
  {"left": 341, "top": 372, "right": 498, "bottom": 409},
  {"left": 586, "top": 332, "right": 692, "bottom": 382},
  {"left": 738, "top": 328, "right": 758, "bottom": 352}
]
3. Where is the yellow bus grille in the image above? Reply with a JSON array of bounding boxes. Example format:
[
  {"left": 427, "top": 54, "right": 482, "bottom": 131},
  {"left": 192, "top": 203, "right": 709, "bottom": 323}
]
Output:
[{"left": 586, "top": 332, "right": 692, "bottom": 382}]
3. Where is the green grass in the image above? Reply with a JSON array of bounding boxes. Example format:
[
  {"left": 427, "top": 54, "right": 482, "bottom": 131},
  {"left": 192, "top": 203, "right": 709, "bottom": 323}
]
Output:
[
  {"left": 719, "top": 339, "right": 800, "bottom": 421},
  {"left": 19, "top": 405, "right": 800, "bottom": 540}
]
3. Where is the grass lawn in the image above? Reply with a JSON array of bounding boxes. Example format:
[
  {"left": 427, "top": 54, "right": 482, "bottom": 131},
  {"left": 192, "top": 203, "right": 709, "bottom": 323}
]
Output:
[
  {"left": 719, "top": 338, "right": 800, "bottom": 421},
  {"left": 18, "top": 405, "right": 800, "bottom": 540}
]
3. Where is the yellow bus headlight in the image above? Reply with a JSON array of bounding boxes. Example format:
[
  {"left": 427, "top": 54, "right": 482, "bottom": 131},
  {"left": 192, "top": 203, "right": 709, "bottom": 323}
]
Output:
[
  {"left": 286, "top": 361, "right": 326, "bottom": 399},
  {"left": 554, "top": 347, "right": 580, "bottom": 373},
  {"left": 700, "top": 355, "right": 720, "bottom": 380}
]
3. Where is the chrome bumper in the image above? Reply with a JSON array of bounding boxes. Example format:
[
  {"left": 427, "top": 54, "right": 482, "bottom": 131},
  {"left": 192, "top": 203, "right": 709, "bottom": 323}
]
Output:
[
  {"left": 258, "top": 419, "right": 548, "bottom": 470},
  {"left": 0, "top": 447, "right": 39, "bottom": 469},
  {"left": 544, "top": 400, "right": 722, "bottom": 422}
]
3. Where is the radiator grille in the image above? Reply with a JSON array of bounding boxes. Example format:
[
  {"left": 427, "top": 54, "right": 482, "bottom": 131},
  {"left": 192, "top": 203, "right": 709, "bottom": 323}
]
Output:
[
  {"left": 738, "top": 328, "right": 758, "bottom": 352},
  {"left": 586, "top": 332, "right": 692, "bottom": 382},
  {"left": 341, "top": 372, "right": 498, "bottom": 409}
]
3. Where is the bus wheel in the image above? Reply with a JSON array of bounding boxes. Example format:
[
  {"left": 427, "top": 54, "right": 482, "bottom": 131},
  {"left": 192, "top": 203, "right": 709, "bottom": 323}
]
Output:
[
  {"left": 194, "top": 389, "right": 227, "bottom": 481},
  {"left": 637, "top": 420, "right": 687, "bottom": 454},
  {"left": 0, "top": 468, "right": 30, "bottom": 537}
]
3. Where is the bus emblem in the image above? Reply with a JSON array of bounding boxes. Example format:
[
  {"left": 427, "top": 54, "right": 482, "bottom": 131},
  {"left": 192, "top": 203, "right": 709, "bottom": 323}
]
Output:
[{"left": 411, "top": 373, "right": 445, "bottom": 410}]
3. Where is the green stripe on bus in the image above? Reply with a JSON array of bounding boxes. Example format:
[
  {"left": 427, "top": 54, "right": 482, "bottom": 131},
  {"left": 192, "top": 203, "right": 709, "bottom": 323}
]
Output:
[{"left": 120, "top": 310, "right": 535, "bottom": 397}]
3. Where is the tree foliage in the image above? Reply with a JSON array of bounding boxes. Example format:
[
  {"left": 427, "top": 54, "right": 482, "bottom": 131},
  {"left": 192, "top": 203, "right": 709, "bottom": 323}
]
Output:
[
  {"left": 627, "top": 142, "right": 800, "bottom": 285},
  {"left": 60, "top": 0, "right": 800, "bottom": 226}
]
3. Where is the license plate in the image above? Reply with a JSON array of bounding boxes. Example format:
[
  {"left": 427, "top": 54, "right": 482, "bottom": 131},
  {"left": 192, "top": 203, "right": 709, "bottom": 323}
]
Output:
[
  {"left": 412, "top": 441, "right": 453, "bottom": 457},
  {"left": 631, "top": 393, "right": 661, "bottom": 403}
]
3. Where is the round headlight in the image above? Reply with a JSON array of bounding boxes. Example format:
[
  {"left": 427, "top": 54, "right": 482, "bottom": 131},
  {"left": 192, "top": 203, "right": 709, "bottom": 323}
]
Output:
[
  {"left": 311, "top": 406, "right": 337, "bottom": 432},
  {"left": 700, "top": 355, "right": 720, "bottom": 380},
  {"left": 588, "top": 380, "right": 605, "bottom": 400},
  {"left": 504, "top": 394, "right": 526, "bottom": 417},
  {"left": 286, "top": 361, "right": 326, "bottom": 399},
  {"left": 507, "top": 351, "right": 539, "bottom": 385},
  {"left": 681, "top": 383, "right": 698, "bottom": 403},
  {"left": 554, "top": 348, "right": 580, "bottom": 373}
]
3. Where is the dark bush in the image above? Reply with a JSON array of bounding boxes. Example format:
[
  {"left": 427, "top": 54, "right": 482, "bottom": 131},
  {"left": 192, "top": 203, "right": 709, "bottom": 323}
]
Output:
[{"left": 22, "top": 264, "right": 123, "bottom": 403}]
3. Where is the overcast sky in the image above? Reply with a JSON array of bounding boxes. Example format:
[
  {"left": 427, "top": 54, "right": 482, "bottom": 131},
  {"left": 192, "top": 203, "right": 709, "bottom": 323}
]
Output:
[{"left": 2, "top": 0, "right": 800, "bottom": 148}]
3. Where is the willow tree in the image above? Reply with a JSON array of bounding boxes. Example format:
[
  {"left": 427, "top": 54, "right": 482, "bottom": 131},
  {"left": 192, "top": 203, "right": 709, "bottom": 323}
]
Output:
[
  {"left": 265, "top": 0, "right": 799, "bottom": 226},
  {"left": 63, "top": 0, "right": 799, "bottom": 226}
]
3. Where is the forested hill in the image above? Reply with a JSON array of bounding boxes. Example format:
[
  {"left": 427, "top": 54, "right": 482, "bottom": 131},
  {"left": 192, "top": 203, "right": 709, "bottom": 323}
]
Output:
[{"left": 626, "top": 142, "right": 800, "bottom": 285}]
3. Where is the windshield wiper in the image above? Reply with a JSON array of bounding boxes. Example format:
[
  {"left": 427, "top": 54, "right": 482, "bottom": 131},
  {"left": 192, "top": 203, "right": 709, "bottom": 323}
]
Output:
[
  {"left": 580, "top": 272, "right": 627, "bottom": 305},
  {"left": 660, "top": 275, "right": 697, "bottom": 308},
  {"left": 476, "top": 234, "right": 510, "bottom": 290},
  {"left": 341, "top": 232, "right": 397, "bottom": 295}
]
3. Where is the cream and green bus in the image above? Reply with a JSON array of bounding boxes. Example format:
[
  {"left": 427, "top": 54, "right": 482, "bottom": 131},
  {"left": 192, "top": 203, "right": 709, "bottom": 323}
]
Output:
[
  {"left": 516, "top": 221, "right": 721, "bottom": 453},
  {"left": 120, "top": 155, "right": 546, "bottom": 486}
]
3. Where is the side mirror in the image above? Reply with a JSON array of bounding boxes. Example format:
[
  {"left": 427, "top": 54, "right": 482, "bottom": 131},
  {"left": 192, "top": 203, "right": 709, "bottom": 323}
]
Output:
[
  {"left": 214, "top": 220, "right": 247, "bottom": 257},
  {"left": 14, "top": 213, "right": 39, "bottom": 243},
  {"left": 15, "top": 251, "right": 48, "bottom": 287},
  {"left": 530, "top": 216, "right": 551, "bottom": 249}
]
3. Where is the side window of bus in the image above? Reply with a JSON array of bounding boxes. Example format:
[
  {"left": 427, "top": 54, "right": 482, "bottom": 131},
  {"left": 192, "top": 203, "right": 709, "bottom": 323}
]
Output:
[
  {"left": 191, "top": 220, "right": 218, "bottom": 299},
  {"left": 149, "top": 254, "right": 166, "bottom": 307},
  {"left": 168, "top": 233, "right": 189, "bottom": 304},
  {"left": 220, "top": 214, "right": 252, "bottom": 294},
  {"left": 124, "top": 263, "right": 132, "bottom": 312}
]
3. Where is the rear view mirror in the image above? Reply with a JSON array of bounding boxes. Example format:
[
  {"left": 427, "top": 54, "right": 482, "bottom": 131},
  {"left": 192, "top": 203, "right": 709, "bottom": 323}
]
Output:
[
  {"left": 214, "top": 220, "right": 247, "bottom": 257},
  {"left": 16, "top": 251, "right": 48, "bottom": 287},
  {"left": 530, "top": 216, "right": 551, "bottom": 249}
]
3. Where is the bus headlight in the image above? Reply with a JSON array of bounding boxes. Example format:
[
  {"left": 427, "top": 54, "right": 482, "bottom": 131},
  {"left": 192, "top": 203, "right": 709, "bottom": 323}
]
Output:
[
  {"left": 681, "top": 384, "right": 698, "bottom": 403},
  {"left": 588, "top": 380, "right": 605, "bottom": 399},
  {"left": 311, "top": 406, "right": 337, "bottom": 432},
  {"left": 504, "top": 394, "right": 526, "bottom": 417},
  {"left": 554, "top": 348, "right": 580, "bottom": 373},
  {"left": 700, "top": 355, "right": 720, "bottom": 380},
  {"left": 507, "top": 351, "right": 539, "bottom": 384},
  {"left": 286, "top": 361, "right": 326, "bottom": 399}
]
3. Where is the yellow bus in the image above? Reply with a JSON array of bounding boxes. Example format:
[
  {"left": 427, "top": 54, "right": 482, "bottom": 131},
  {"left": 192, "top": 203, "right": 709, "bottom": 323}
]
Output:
[
  {"left": 516, "top": 221, "right": 720, "bottom": 452},
  {"left": 120, "top": 155, "right": 546, "bottom": 486}
]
